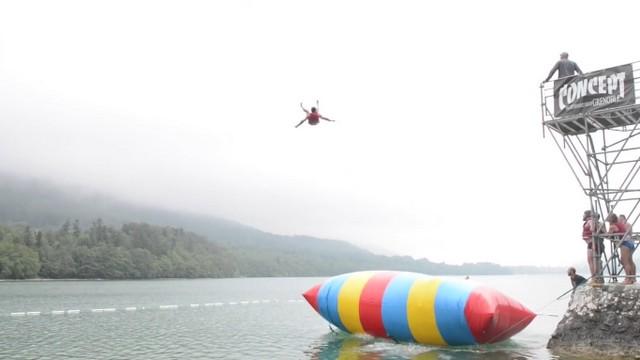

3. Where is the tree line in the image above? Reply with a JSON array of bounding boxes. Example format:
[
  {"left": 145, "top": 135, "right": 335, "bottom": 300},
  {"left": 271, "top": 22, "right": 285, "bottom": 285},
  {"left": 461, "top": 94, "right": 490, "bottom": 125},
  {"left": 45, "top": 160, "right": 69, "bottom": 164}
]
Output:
[
  {"left": 0, "top": 220, "right": 237, "bottom": 279},
  {"left": 0, "top": 219, "right": 559, "bottom": 280}
]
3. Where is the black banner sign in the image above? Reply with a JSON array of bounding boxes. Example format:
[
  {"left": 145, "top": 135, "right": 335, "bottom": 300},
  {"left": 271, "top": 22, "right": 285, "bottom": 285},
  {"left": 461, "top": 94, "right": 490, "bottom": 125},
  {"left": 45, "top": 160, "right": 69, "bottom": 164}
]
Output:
[{"left": 554, "top": 64, "right": 636, "bottom": 117}]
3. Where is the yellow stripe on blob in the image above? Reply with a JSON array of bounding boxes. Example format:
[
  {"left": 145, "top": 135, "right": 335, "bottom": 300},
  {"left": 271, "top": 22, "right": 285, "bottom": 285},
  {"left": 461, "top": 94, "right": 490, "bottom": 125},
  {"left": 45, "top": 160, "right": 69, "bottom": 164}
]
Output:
[
  {"left": 337, "top": 271, "right": 375, "bottom": 334},
  {"left": 407, "top": 277, "right": 446, "bottom": 345}
]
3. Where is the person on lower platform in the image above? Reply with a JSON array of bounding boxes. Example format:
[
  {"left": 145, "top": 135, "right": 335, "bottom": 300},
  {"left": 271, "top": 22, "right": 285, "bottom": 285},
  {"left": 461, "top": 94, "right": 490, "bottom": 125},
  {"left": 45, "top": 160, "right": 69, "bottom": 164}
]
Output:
[
  {"left": 582, "top": 210, "right": 604, "bottom": 283},
  {"left": 567, "top": 267, "right": 587, "bottom": 290},
  {"left": 619, "top": 214, "right": 636, "bottom": 284}
]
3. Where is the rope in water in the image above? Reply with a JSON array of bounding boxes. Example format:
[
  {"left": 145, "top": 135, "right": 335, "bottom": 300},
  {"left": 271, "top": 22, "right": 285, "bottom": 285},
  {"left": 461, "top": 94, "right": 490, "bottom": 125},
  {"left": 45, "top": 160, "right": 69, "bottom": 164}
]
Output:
[
  {"left": 482, "top": 282, "right": 585, "bottom": 344},
  {"left": 3, "top": 298, "right": 305, "bottom": 318}
]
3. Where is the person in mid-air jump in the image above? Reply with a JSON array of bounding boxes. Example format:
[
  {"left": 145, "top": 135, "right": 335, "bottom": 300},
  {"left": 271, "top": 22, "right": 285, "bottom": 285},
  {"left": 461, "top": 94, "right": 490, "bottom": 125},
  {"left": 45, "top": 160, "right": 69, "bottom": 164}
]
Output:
[{"left": 296, "top": 102, "right": 335, "bottom": 128}]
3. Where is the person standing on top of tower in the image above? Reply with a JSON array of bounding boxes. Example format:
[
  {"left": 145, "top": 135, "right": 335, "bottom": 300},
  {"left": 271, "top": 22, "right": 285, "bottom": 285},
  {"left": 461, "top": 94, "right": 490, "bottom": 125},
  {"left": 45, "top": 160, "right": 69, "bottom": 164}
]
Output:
[{"left": 542, "top": 52, "right": 583, "bottom": 84}]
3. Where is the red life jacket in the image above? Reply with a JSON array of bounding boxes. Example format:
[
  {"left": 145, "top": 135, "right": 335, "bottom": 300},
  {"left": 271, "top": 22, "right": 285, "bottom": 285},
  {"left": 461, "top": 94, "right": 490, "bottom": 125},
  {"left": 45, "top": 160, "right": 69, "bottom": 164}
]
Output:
[
  {"left": 609, "top": 222, "right": 623, "bottom": 236},
  {"left": 307, "top": 112, "right": 320, "bottom": 125},
  {"left": 582, "top": 219, "right": 592, "bottom": 240}
]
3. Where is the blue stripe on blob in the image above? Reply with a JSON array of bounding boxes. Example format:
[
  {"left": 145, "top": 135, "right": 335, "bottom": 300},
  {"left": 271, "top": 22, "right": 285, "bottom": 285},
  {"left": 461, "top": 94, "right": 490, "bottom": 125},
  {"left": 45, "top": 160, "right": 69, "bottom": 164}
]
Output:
[
  {"left": 316, "top": 273, "right": 350, "bottom": 331},
  {"left": 381, "top": 272, "right": 421, "bottom": 342},
  {"left": 434, "top": 281, "right": 476, "bottom": 345}
]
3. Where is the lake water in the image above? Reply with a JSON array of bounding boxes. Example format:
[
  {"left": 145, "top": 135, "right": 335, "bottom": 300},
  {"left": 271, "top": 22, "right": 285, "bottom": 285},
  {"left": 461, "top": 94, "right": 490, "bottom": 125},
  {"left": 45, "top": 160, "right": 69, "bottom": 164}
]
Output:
[{"left": 0, "top": 274, "right": 578, "bottom": 359}]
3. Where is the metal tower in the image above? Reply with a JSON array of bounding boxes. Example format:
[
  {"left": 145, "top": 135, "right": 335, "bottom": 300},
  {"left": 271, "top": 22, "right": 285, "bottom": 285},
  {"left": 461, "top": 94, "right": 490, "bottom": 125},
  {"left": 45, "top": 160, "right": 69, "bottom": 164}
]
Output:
[{"left": 540, "top": 61, "right": 640, "bottom": 283}]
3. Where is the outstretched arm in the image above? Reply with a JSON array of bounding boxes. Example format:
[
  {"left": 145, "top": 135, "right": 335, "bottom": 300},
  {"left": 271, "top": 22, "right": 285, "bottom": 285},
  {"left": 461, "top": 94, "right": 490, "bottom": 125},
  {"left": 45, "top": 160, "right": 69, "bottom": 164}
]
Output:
[
  {"left": 300, "top": 102, "right": 309, "bottom": 114},
  {"left": 543, "top": 61, "right": 560, "bottom": 83},
  {"left": 295, "top": 118, "right": 307, "bottom": 128},
  {"left": 320, "top": 116, "right": 335, "bottom": 122}
]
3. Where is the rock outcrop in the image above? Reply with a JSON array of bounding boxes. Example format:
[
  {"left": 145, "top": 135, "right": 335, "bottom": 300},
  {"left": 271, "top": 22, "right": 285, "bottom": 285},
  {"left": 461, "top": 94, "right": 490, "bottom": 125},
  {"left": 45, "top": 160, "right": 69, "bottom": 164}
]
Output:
[{"left": 548, "top": 284, "right": 640, "bottom": 358}]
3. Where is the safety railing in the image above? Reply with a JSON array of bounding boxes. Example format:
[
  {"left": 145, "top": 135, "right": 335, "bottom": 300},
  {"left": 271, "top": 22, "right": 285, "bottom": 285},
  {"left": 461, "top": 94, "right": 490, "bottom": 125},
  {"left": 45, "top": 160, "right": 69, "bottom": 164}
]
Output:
[{"left": 540, "top": 61, "right": 640, "bottom": 136}]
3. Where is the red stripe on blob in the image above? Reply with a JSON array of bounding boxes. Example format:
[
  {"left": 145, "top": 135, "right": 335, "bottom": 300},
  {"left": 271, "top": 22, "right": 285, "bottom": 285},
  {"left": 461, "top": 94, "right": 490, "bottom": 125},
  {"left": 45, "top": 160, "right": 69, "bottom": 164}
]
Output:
[
  {"left": 303, "top": 283, "right": 321, "bottom": 312},
  {"left": 358, "top": 272, "right": 396, "bottom": 338},
  {"left": 464, "top": 287, "right": 494, "bottom": 343},
  {"left": 465, "top": 287, "right": 536, "bottom": 344}
]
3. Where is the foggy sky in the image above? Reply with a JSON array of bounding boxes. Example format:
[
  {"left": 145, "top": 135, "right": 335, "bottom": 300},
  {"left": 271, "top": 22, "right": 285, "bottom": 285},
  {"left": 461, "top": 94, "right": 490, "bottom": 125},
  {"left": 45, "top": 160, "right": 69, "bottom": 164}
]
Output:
[{"left": 2, "top": 0, "right": 639, "bottom": 266}]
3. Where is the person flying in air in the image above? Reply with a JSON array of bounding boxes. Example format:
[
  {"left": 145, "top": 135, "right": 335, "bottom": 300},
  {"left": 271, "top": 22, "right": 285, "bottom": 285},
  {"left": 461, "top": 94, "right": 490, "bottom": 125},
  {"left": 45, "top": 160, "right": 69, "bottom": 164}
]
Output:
[{"left": 295, "top": 101, "right": 335, "bottom": 128}]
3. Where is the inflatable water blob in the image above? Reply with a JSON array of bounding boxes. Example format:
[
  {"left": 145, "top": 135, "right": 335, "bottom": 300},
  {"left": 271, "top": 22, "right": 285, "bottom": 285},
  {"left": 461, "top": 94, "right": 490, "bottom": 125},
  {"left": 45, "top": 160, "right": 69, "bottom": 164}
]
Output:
[{"left": 302, "top": 271, "right": 535, "bottom": 346}]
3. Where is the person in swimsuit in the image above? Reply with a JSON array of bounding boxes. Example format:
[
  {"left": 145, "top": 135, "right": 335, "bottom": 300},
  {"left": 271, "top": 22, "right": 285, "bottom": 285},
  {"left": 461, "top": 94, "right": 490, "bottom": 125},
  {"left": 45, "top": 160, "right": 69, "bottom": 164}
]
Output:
[
  {"left": 295, "top": 102, "right": 335, "bottom": 128},
  {"left": 619, "top": 214, "right": 636, "bottom": 284}
]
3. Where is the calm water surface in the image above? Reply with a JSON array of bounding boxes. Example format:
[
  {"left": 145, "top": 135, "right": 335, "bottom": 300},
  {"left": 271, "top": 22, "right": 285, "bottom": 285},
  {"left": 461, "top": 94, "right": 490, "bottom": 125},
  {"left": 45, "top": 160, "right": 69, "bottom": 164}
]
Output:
[{"left": 0, "top": 274, "right": 586, "bottom": 359}]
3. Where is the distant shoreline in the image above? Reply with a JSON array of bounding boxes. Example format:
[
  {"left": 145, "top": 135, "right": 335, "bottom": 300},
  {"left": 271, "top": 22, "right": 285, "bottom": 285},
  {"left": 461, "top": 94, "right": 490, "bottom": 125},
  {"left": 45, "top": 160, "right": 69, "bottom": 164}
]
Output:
[
  {"left": 0, "top": 273, "right": 563, "bottom": 282},
  {"left": 0, "top": 277, "right": 217, "bottom": 282}
]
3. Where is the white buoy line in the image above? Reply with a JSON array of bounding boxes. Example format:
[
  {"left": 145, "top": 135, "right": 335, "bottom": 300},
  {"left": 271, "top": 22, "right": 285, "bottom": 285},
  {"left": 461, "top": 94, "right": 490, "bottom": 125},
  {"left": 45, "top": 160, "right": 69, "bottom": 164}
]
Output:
[{"left": 3, "top": 298, "right": 305, "bottom": 318}]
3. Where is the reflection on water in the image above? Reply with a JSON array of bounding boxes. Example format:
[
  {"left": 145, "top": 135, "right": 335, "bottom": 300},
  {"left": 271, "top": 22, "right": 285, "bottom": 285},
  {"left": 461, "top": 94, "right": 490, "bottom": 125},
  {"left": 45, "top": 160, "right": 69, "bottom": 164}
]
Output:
[{"left": 306, "top": 332, "right": 540, "bottom": 360}]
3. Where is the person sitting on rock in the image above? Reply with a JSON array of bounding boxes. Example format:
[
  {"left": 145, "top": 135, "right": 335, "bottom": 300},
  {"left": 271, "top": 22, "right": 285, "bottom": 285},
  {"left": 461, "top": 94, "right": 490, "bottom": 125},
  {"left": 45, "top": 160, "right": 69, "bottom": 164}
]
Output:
[{"left": 568, "top": 267, "right": 587, "bottom": 290}]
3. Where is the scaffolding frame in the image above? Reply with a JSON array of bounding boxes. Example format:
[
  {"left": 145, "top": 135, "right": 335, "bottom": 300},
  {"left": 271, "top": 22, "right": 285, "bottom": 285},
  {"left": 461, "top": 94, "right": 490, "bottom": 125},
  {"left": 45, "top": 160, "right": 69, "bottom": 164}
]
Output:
[{"left": 540, "top": 61, "right": 640, "bottom": 283}]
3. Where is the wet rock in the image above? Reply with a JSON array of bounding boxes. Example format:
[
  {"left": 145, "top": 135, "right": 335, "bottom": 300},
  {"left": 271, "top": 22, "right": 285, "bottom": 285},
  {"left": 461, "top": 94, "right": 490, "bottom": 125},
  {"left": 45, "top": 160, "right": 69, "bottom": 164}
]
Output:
[{"left": 548, "top": 284, "right": 640, "bottom": 358}]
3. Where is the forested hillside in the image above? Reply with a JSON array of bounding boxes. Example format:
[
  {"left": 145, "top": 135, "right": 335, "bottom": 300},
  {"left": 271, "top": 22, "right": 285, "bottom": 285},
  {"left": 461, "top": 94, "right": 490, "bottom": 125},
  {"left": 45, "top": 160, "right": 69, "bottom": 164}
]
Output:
[
  {"left": 0, "top": 174, "right": 561, "bottom": 278},
  {"left": 0, "top": 221, "right": 236, "bottom": 279}
]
